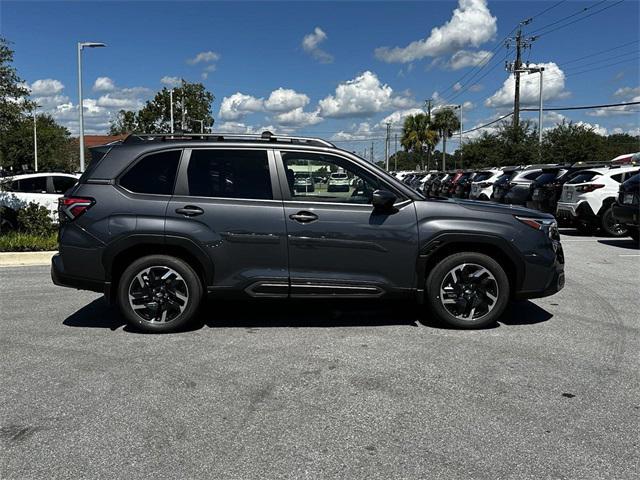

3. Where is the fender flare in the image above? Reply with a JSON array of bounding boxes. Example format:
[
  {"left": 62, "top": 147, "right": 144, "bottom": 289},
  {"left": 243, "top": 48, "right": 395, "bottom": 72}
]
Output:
[
  {"left": 415, "top": 232, "right": 525, "bottom": 294},
  {"left": 102, "top": 233, "right": 214, "bottom": 284}
]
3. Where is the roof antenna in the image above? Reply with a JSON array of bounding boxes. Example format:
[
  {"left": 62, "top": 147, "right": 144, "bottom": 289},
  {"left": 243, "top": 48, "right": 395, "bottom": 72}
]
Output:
[{"left": 261, "top": 131, "right": 274, "bottom": 140}]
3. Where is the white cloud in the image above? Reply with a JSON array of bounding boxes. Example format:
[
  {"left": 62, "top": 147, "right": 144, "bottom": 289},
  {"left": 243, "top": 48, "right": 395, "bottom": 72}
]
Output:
[
  {"left": 187, "top": 50, "right": 220, "bottom": 65},
  {"left": 378, "top": 108, "right": 425, "bottom": 128},
  {"left": 453, "top": 82, "right": 463, "bottom": 92},
  {"left": 575, "top": 121, "right": 608, "bottom": 136},
  {"left": 374, "top": 0, "right": 497, "bottom": 63},
  {"left": 218, "top": 92, "right": 264, "bottom": 120},
  {"left": 469, "top": 83, "right": 483, "bottom": 92},
  {"left": 272, "top": 107, "right": 322, "bottom": 127},
  {"left": 447, "top": 50, "right": 492, "bottom": 70},
  {"left": 331, "top": 122, "right": 375, "bottom": 141},
  {"left": 485, "top": 62, "right": 569, "bottom": 108},
  {"left": 319, "top": 71, "right": 412, "bottom": 118},
  {"left": 29, "top": 79, "right": 64, "bottom": 97},
  {"left": 614, "top": 86, "right": 640, "bottom": 99},
  {"left": 160, "top": 76, "right": 182, "bottom": 88},
  {"left": 302, "top": 27, "right": 334, "bottom": 63},
  {"left": 264, "top": 88, "right": 309, "bottom": 112},
  {"left": 93, "top": 76, "right": 115, "bottom": 92}
]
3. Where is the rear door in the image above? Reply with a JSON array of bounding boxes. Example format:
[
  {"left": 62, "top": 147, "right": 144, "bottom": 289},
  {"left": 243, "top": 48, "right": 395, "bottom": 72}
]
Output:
[
  {"left": 276, "top": 150, "right": 419, "bottom": 297},
  {"left": 165, "top": 148, "right": 289, "bottom": 295}
]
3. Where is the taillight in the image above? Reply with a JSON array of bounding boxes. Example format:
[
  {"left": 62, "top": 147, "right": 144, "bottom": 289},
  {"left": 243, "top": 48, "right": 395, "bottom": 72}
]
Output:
[
  {"left": 575, "top": 184, "right": 605, "bottom": 193},
  {"left": 59, "top": 196, "right": 94, "bottom": 221}
]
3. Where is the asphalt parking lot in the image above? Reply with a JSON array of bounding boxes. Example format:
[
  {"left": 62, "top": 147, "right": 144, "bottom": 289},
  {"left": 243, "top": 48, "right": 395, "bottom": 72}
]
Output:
[{"left": 1, "top": 229, "right": 639, "bottom": 480}]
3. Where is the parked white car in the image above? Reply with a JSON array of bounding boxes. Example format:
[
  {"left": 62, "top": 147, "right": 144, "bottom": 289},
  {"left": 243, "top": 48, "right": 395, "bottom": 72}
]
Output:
[
  {"left": 556, "top": 166, "right": 640, "bottom": 236},
  {"left": 469, "top": 169, "right": 503, "bottom": 201},
  {"left": 0, "top": 172, "right": 80, "bottom": 230},
  {"left": 327, "top": 172, "right": 351, "bottom": 192}
]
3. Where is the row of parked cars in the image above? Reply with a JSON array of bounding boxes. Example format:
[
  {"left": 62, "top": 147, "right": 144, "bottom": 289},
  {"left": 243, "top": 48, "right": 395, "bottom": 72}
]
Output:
[{"left": 397, "top": 162, "right": 640, "bottom": 241}]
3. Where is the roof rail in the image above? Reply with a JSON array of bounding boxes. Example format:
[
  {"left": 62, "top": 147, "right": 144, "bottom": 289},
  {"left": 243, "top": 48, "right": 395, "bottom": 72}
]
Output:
[{"left": 122, "top": 131, "right": 335, "bottom": 148}]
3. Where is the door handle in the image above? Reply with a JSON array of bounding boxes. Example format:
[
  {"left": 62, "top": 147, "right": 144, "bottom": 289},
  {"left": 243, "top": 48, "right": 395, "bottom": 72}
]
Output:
[
  {"left": 289, "top": 211, "right": 318, "bottom": 223},
  {"left": 175, "top": 205, "right": 204, "bottom": 217}
]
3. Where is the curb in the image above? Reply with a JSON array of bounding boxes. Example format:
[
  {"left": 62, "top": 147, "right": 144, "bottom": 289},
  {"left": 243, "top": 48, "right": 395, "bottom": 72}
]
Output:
[{"left": 0, "top": 251, "right": 57, "bottom": 267}]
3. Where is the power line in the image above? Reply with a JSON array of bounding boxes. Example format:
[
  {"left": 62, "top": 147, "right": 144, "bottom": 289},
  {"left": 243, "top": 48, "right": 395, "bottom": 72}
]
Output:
[
  {"left": 533, "top": 0, "right": 626, "bottom": 38},
  {"left": 530, "top": 0, "right": 608, "bottom": 34},
  {"left": 521, "top": 101, "right": 640, "bottom": 112},
  {"left": 529, "top": 0, "right": 569, "bottom": 20},
  {"left": 558, "top": 39, "right": 639, "bottom": 66}
]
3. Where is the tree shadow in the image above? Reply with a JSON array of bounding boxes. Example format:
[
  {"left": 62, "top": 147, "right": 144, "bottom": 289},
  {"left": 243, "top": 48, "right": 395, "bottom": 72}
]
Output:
[{"left": 63, "top": 298, "right": 553, "bottom": 333}]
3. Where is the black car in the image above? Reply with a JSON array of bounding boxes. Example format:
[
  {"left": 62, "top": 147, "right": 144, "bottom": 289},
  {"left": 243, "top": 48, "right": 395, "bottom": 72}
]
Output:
[
  {"left": 503, "top": 168, "right": 544, "bottom": 205},
  {"left": 453, "top": 171, "right": 476, "bottom": 199},
  {"left": 427, "top": 172, "right": 448, "bottom": 197},
  {"left": 52, "top": 132, "right": 564, "bottom": 333},
  {"left": 491, "top": 168, "right": 521, "bottom": 202},
  {"left": 612, "top": 173, "right": 640, "bottom": 242}
]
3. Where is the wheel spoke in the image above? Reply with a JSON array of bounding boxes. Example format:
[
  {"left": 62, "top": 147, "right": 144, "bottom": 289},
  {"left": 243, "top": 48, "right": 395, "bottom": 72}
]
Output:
[
  {"left": 439, "top": 262, "right": 499, "bottom": 322},
  {"left": 128, "top": 266, "right": 189, "bottom": 324}
]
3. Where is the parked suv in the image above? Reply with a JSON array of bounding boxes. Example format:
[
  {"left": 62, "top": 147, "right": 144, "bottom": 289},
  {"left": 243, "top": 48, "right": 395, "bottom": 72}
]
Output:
[
  {"left": 53, "top": 132, "right": 564, "bottom": 332},
  {"left": 556, "top": 166, "right": 640, "bottom": 236}
]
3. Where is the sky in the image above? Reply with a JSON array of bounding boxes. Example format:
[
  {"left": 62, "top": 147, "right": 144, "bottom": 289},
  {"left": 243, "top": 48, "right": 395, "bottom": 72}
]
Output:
[{"left": 1, "top": 0, "right": 639, "bottom": 160}]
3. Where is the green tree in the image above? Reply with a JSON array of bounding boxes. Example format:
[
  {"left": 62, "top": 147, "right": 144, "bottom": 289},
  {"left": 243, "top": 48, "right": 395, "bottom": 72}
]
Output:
[
  {"left": 433, "top": 108, "right": 460, "bottom": 170},
  {"left": 1, "top": 114, "right": 76, "bottom": 171},
  {"left": 109, "top": 109, "right": 138, "bottom": 135},
  {"left": 400, "top": 113, "right": 439, "bottom": 169},
  {"left": 541, "top": 121, "right": 604, "bottom": 164},
  {"left": 111, "top": 80, "right": 215, "bottom": 134},
  {"left": 0, "top": 37, "right": 31, "bottom": 134}
]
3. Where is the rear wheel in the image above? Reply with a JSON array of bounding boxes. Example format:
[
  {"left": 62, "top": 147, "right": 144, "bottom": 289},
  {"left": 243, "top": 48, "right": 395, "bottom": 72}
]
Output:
[
  {"left": 628, "top": 228, "right": 640, "bottom": 244},
  {"left": 425, "top": 252, "right": 510, "bottom": 329},
  {"left": 600, "top": 206, "right": 628, "bottom": 237},
  {"left": 117, "top": 255, "right": 203, "bottom": 333}
]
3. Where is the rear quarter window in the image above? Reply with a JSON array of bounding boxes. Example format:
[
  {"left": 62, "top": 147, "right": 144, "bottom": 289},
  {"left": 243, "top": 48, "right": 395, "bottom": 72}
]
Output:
[{"left": 119, "top": 150, "right": 181, "bottom": 195}]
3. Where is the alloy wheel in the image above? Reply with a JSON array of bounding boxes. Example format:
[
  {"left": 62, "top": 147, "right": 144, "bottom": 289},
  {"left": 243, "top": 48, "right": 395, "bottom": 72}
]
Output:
[
  {"left": 128, "top": 266, "right": 189, "bottom": 323},
  {"left": 439, "top": 263, "right": 499, "bottom": 321}
]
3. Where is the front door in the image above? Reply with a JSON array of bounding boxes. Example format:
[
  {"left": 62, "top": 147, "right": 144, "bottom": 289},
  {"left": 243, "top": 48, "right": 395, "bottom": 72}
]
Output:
[
  {"left": 277, "top": 150, "right": 418, "bottom": 297},
  {"left": 165, "top": 148, "right": 289, "bottom": 296}
]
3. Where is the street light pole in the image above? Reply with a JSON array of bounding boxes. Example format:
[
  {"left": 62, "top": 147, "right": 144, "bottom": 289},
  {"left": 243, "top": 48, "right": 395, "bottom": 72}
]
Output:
[
  {"left": 32, "top": 105, "right": 38, "bottom": 172},
  {"left": 77, "top": 41, "right": 106, "bottom": 172},
  {"left": 169, "top": 89, "right": 175, "bottom": 134}
]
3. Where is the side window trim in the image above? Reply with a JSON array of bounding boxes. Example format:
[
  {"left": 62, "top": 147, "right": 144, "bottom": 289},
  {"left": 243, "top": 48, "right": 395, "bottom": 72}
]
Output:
[
  {"left": 273, "top": 149, "right": 406, "bottom": 203},
  {"left": 174, "top": 147, "right": 279, "bottom": 202}
]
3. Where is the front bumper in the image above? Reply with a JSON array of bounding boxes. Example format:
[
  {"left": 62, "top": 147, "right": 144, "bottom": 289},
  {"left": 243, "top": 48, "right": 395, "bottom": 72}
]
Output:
[
  {"left": 612, "top": 202, "right": 639, "bottom": 226},
  {"left": 515, "top": 239, "right": 565, "bottom": 300}
]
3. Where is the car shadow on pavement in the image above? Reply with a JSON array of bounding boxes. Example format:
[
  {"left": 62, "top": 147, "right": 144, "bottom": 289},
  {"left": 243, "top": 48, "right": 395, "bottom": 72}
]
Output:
[
  {"left": 63, "top": 298, "right": 553, "bottom": 332},
  {"left": 597, "top": 238, "right": 639, "bottom": 250}
]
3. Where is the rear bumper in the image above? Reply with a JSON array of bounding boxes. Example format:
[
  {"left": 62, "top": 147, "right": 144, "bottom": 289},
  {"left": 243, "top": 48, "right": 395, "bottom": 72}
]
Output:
[
  {"left": 51, "top": 253, "right": 111, "bottom": 297},
  {"left": 556, "top": 201, "right": 596, "bottom": 222},
  {"left": 612, "top": 202, "right": 639, "bottom": 226}
]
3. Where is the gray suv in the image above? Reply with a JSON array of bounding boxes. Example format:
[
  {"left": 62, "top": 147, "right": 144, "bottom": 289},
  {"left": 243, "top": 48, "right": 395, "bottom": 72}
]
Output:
[{"left": 52, "top": 132, "right": 564, "bottom": 332}]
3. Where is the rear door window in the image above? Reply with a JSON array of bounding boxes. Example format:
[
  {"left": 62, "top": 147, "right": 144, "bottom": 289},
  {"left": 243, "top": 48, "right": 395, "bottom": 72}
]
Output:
[
  {"left": 120, "top": 150, "right": 181, "bottom": 195},
  {"left": 186, "top": 149, "right": 272, "bottom": 200},
  {"left": 51, "top": 176, "right": 77, "bottom": 194}
]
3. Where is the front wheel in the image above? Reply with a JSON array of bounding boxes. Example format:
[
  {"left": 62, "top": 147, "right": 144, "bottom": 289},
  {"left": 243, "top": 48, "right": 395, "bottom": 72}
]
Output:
[
  {"left": 117, "top": 255, "right": 203, "bottom": 333},
  {"left": 425, "top": 252, "right": 510, "bottom": 329}
]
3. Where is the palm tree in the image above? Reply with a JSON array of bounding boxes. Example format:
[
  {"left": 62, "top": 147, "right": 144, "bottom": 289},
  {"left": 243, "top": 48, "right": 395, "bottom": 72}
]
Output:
[
  {"left": 400, "top": 113, "right": 439, "bottom": 170},
  {"left": 433, "top": 108, "right": 461, "bottom": 171}
]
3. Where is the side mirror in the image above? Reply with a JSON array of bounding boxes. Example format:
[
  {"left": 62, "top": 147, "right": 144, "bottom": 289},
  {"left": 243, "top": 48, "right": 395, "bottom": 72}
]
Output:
[{"left": 372, "top": 189, "right": 397, "bottom": 212}]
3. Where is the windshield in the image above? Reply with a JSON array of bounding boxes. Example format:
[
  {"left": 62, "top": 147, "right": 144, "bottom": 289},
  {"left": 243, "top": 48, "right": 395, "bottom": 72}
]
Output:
[{"left": 473, "top": 172, "right": 493, "bottom": 182}]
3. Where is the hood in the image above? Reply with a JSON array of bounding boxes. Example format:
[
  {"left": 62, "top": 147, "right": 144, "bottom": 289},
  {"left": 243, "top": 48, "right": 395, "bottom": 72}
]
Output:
[{"left": 427, "top": 197, "right": 555, "bottom": 219}]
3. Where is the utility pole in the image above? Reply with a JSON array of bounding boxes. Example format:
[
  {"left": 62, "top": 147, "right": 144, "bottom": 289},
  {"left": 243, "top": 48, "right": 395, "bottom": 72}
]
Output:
[
  {"left": 394, "top": 133, "right": 398, "bottom": 171},
  {"left": 370, "top": 142, "right": 374, "bottom": 163},
  {"left": 425, "top": 98, "right": 433, "bottom": 170},
  {"left": 385, "top": 122, "right": 391, "bottom": 170},
  {"left": 506, "top": 20, "right": 535, "bottom": 131}
]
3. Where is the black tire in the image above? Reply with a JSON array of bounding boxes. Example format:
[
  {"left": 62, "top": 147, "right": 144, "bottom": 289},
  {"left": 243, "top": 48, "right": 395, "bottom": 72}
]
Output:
[
  {"left": 629, "top": 228, "right": 640, "bottom": 244},
  {"left": 117, "top": 255, "right": 203, "bottom": 333},
  {"left": 575, "top": 221, "right": 596, "bottom": 235},
  {"left": 600, "top": 206, "right": 628, "bottom": 237},
  {"left": 425, "top": 252, "right": 510, "bottom": 329}
]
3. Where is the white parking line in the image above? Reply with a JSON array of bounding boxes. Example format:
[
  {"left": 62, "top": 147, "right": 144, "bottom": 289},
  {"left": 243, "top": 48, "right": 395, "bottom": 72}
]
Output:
[{"left": 618, "top": 254, "right": 640, "bottom": 257}]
